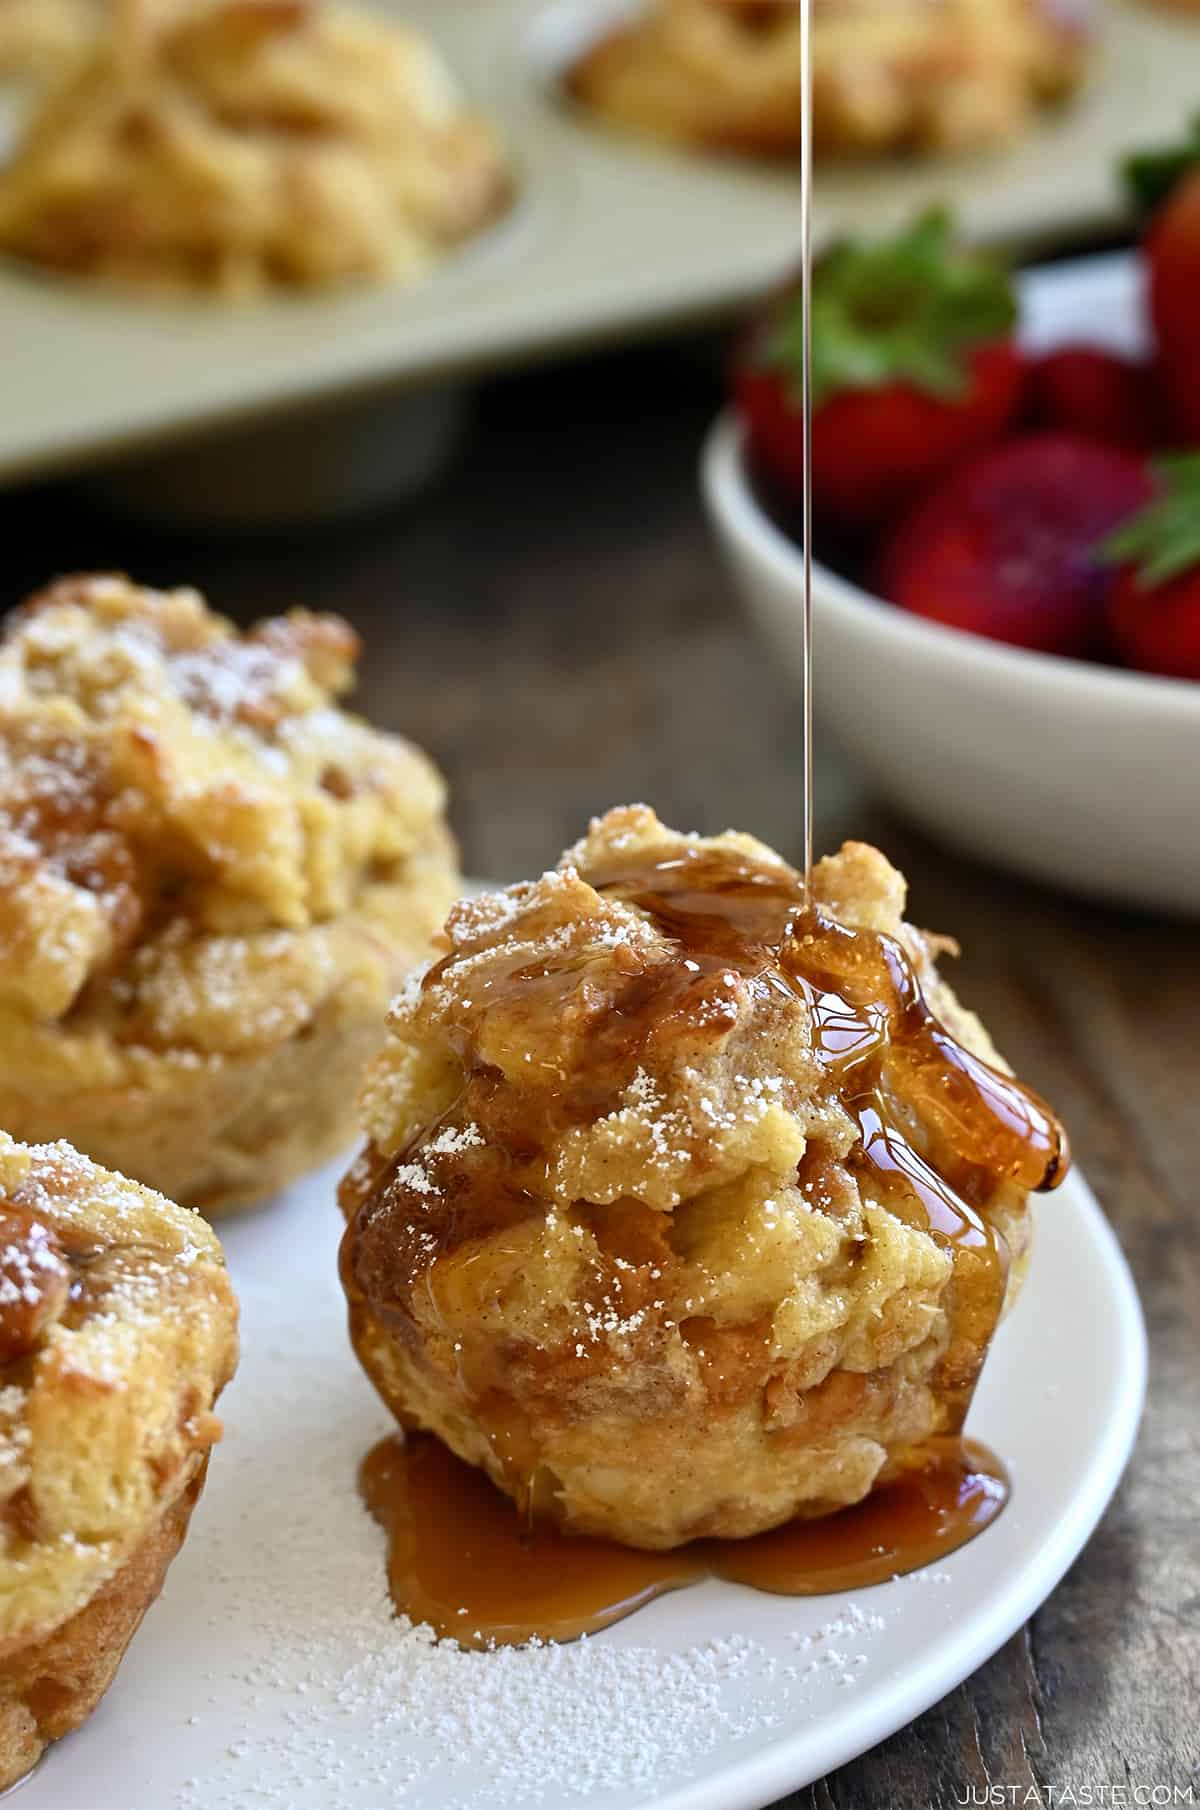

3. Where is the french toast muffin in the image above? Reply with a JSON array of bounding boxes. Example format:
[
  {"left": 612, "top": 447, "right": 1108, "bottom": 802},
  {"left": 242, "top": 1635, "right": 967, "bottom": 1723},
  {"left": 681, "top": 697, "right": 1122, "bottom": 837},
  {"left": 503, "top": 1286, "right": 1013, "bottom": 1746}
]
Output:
[
  {"left": 568, "top": 0, "right": 1090, "bottom": 161},
  {"left": 340, "top": 807, "right": 1065, "bottom": 1550},
  {"left": 0, "top": 0, "right": 510, "bottom": 296},
  {"left": 0, "top": 1132, "right": 237, "bottom": 1788},
  {"left": 0, "top": 574, "right": 457, "bottom": 1214}
]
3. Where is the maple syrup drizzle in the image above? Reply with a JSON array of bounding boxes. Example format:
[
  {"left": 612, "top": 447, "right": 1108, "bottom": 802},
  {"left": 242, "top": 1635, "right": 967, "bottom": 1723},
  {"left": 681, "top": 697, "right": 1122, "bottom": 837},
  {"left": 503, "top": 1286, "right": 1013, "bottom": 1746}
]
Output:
[
  {"left": 798, "top": 0, "right": 815, "bottom": 897},
  {"left": 361, "top": 1431, "right": 1009, "bottom": 1650},
  {"left": 347, "top": 847, "right": 1063, "bottom": 1355},
  {"left": 584, "top": 849, "right": 1064, "bottom": 1429}
]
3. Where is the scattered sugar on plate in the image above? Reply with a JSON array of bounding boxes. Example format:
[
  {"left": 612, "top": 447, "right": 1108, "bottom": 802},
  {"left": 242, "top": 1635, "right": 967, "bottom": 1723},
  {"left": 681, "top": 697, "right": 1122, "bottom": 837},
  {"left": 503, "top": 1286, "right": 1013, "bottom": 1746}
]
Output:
[
  {"left": 164, "top": 1293, "right": 822, "bottom": 1810},
  {"left": 184, "top": 1175, "right": 888, "bottom": 1808}
]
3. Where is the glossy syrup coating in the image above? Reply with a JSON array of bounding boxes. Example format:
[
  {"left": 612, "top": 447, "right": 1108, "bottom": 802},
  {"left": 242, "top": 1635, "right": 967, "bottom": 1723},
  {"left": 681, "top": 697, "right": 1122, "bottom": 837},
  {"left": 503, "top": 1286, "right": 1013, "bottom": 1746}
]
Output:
[{"left": 341, "top": 807, "right": 1066, "bottom": 1551}]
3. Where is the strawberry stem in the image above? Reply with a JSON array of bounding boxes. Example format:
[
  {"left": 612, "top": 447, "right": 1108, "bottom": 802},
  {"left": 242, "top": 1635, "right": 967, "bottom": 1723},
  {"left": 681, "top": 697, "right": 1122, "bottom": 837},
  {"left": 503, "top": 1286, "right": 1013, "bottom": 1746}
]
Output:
[
  {"left": 1124, "top": 114, "right": 1200, "bottom": 216},
  {"left": 1101, "top": 454, "right": 1200, "bottom": 588},
  {"left": 760, "top": 209, "right": 1016, "bottom": 408}
]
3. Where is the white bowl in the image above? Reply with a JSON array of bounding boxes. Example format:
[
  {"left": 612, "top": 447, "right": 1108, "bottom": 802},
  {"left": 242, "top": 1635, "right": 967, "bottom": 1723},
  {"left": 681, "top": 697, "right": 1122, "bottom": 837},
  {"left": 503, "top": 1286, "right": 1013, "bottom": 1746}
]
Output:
[{"left": 701, "top": 256, "right": 1200, "bottom": 916}]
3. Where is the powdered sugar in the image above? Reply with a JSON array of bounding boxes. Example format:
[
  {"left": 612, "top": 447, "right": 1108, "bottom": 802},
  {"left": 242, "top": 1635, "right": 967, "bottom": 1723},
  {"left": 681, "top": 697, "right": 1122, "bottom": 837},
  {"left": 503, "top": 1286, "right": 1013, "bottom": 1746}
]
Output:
[
  {"left": 426, "top": 1123, "right": 484, "bottom": 1159},
  {"left": 390, "top": 1160, "right": 439, "bottom": 1197},
  {"left": 0, "top": 1224, "right": 62, "bottom": 1307}
]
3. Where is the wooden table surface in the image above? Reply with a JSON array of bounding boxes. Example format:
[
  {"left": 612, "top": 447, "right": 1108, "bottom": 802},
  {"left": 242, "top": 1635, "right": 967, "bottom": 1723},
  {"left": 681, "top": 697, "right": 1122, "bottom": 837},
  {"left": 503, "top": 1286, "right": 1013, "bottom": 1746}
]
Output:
[{"left": 4, "top": 334, "right": 1196, "bottom": 1809}]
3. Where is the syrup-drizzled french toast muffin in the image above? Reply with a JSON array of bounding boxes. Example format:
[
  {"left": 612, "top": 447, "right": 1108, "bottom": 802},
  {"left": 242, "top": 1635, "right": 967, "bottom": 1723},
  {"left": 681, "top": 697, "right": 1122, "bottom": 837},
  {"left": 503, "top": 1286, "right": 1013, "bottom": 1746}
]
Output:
[
  {"left": 0, "top": 0, "right": 510, "bottom": 297},
  {"left": 340, "top": 806, "right": 1066, "bottom": 1550},
  {"left": 0, "top": 1132, "right": 237, "bottom": 1787},
  {"left": 0, "top": 575, "right": 457, "bottom": 1215},
  {"left": 567, "top": 0, "right": 1089, "bottom": 161}
]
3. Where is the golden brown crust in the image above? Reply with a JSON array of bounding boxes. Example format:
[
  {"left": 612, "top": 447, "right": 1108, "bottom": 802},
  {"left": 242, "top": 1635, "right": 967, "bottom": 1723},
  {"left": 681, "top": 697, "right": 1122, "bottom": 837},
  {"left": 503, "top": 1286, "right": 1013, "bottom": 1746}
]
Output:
[
  {"left": 0, "top": 1133, "right": 236, "bottom": 1786},
  {"left": 340, "top": 807, "right": 1040, "bottom": 1549},
  {"left": 0, "top": 0, "right": 510, "bottom": 296},
  {"left": 0, "top": 574, "right": 458, "bottom": 1214},
  {"left": 0, "top": 1463, "right": 204, "bottom": 1792},
  {"left": 567, "top": 0, "right": 1090, "bottom": 160}
]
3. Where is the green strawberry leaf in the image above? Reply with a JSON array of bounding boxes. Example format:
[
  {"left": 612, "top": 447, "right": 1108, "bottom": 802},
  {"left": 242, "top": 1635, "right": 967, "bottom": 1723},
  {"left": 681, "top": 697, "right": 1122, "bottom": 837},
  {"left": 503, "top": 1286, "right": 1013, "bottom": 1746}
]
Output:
[
  {"left": 1101, "top": 454, "right": 1200, "bottom": 588},
  {"left": 1124, "top": 113, "right": 1200, "bottom": 217},
  {"left": 760, "top": 208, "right": 1017, "bottom": 407}
]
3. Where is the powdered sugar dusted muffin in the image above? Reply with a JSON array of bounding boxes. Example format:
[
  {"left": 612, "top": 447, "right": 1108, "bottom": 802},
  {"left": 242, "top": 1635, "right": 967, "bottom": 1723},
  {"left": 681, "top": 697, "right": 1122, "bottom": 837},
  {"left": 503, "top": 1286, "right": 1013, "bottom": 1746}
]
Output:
[
  {"left": 339, "top": 806, "right": 1066, "bottom": 1549},
  {"left": 0, "top": 1132, "right": 237, "bottom": 1787},
  {"left": 0, "top": 574, "right": 457, "bottom": 1214}
]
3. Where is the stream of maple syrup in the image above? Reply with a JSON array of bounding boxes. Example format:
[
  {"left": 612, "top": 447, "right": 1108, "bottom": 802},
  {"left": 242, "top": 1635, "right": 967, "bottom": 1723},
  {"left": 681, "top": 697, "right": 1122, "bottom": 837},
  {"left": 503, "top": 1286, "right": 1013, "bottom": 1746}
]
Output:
[
  {"left": 350, "top": 1, "right": 1067, "bottom": 1646},
  {"left": 798, "top": 0, "right": 815, "bottom": 894}
]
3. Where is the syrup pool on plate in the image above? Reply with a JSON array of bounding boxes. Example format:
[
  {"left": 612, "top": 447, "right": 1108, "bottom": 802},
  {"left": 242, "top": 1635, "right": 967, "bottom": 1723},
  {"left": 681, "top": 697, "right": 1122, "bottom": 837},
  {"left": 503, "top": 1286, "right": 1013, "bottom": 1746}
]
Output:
[{"left": 360, "top": 1431, "right": 1010, "bottom": 1650}]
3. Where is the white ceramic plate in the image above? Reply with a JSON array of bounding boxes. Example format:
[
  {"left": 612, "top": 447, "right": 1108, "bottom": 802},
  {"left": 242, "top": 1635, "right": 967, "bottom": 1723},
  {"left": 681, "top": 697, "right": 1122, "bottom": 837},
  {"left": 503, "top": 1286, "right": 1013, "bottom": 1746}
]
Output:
[
  {"left": 2, "top": 0, "right": 1199, "bottom": 484},
  {"left": 22, "top": 1143, "right": 1144, "bottom": 1810}
]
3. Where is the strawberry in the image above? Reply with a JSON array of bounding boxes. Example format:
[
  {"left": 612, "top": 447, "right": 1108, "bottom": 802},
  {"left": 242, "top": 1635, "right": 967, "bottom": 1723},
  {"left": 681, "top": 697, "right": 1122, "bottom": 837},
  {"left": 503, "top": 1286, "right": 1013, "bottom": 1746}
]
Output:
[
  {"left": 876, "top": 433, "right": 1153, "bottom": 659},
  {"left": 734, "top": 210, "right": 1023, "bottom": 529},
  {"left": 1027, "top": 345, "right": 1166, "bottom": 450},
  {"left": 1102, "top": 454, "right": 1200, "bottom": 679},
  {"left": 1126, "top": 117, "right": 1200, "bottom": 442},
  {"left": 1148, "top": 175, "right": 1200, "bottom": 443}
]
